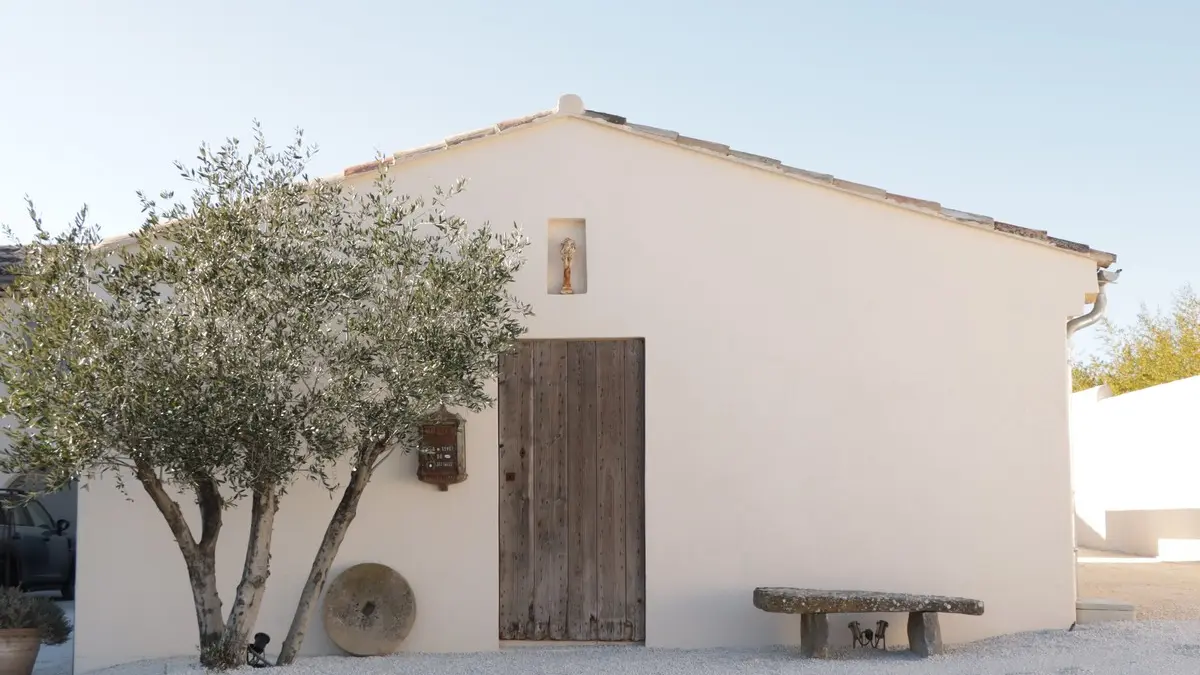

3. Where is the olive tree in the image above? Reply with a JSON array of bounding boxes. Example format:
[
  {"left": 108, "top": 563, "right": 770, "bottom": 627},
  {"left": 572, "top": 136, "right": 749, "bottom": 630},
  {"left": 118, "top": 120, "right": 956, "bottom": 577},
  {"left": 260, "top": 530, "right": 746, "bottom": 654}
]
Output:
[{"left": 0, "top": 126, "right": 530, "bottom": 668}]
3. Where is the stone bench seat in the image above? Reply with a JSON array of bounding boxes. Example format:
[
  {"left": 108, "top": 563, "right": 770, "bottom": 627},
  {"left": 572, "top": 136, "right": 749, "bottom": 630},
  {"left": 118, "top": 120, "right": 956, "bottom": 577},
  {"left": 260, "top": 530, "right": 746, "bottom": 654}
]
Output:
[{"left": 753, "top": 587, "right": 984, "bottom": 658}]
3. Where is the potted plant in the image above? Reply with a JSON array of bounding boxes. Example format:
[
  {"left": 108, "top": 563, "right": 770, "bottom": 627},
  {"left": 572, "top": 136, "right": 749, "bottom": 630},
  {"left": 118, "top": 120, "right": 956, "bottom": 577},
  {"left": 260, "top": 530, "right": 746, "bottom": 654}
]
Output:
[{"left": 0, "top": 588, "right": 71, "bottom": 675}]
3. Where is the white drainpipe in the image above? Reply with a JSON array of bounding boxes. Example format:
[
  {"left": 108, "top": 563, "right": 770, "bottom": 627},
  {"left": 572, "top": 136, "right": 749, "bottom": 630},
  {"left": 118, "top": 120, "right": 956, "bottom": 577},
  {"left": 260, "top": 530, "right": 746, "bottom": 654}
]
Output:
[{"left": 1064, "top": 267, "right": 1121, "bottom": 626}]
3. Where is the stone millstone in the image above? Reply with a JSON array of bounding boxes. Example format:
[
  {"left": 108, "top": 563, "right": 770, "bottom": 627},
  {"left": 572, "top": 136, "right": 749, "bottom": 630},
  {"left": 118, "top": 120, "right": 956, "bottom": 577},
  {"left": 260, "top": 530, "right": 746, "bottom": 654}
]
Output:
[
  {"left": 323, "top": 563, "right": 417, "bottom": 656},
  {"left": 753, "top": 588, "right": 984, "bottom": 616}
]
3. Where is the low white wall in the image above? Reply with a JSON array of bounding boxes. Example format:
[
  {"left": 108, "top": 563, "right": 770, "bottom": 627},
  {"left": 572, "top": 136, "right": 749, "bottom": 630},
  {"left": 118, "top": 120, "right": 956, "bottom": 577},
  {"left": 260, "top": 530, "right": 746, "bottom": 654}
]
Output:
[
  {"left": 75, "top": 114, "right": 1097, "bottom": 671},
  {"left": 1071, "top": 376, "right": 1200, "bottom": 559}
]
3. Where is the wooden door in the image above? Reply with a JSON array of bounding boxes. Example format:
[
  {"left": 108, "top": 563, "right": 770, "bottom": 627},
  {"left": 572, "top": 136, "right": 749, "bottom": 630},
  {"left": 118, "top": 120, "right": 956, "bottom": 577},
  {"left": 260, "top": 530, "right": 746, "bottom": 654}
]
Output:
[{"left": 498, "top": 339, "right": 645, "bottom": 642}]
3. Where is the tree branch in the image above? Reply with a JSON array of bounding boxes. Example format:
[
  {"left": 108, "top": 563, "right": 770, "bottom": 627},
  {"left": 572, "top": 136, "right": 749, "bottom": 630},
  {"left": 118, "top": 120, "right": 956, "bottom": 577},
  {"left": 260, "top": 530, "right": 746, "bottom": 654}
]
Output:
[
  {"left": 276, "top": 438, "right": 383, "bottom": 664},
  {"left": 370, "top": 436, "right": 399, "bottom": 473},
  {"left": 195, "top": 475, "right": 223, "bottom": 552},
  {"left": 133, "top": 458, "right": 199, "bottom": 555}
]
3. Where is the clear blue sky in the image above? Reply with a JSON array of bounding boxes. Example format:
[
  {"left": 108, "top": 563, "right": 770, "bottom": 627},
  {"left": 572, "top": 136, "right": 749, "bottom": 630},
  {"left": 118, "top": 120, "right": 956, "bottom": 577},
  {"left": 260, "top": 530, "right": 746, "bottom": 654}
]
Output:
[{"left": 2, "top": 0, "right": 1197, "bottom": 356}]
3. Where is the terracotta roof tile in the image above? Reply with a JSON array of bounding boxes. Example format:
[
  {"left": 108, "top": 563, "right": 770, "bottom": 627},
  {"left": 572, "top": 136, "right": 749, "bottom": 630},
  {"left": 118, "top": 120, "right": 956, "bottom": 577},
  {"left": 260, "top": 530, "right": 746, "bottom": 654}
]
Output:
[
  {"left": 393, "top": 142, "right": 446, "bottom": 163},
  {"left": 626, "top": 123, "right": 680, "bottom": 140},
  {"left": 995, "top": 221, "right": 1048, "bottom": 241},
  {"left": 583, "top": 110, "right": 627, "bottom": 125},
  {"left": 1047, "top": 236, "right": 1091, "bottom": 254},
  {"left": 831, "top": 178, "right": 887, "bottom": 198},
  {"left": 782, "top": 165, "right": 834, "bottom": 182},
  {"left": 941, "top": 209, "right": 995, "bottom": 228},
  {"left": 496, "top": 110, "right": 553, "bottom": 131},
  {"left": 444, "top": 126, "right": 496, "bottom": 147},
  {"left": 676, "top": 135, "right": 730, "bottom": 154},
  {"left": 886, "top": 192, "right": 941, "bottom": 211},
  {"left": 728, "top": 149, "right": 781, "bottom": 166},
  {"left": 343, "top": 159, "right": 390, "bottom": 177}
]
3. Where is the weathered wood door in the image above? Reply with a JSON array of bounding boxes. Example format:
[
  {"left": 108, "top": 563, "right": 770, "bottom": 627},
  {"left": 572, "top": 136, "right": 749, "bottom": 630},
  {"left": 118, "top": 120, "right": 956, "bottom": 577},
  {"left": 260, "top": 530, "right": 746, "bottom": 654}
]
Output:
[{"left": 498, "top": 339, "right": 646, "bottom": 642}]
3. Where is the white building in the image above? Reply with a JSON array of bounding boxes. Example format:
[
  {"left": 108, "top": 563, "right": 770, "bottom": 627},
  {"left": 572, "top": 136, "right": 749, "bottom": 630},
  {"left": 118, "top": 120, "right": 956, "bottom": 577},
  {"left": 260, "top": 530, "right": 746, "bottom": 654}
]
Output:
[{"left": 72, "top": 94, "right": 1114, "bottom": 672}]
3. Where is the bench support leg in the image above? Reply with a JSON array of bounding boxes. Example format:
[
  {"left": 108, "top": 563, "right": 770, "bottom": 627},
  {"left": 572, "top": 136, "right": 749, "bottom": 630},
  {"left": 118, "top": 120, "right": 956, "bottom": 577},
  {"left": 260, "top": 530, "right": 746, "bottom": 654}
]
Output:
[
  {"left": 906, "top": 612, "right": 942, "bottom": 657},
  {"left": 799, "top": 613, "right": 830, "bottom": 658}
]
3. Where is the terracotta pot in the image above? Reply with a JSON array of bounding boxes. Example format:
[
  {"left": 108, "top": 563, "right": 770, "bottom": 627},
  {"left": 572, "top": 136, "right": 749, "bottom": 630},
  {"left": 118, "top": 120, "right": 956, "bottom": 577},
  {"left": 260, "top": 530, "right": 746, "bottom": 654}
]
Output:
[{"left": 0, "top": 628, "right": 40, "bottom": 675}]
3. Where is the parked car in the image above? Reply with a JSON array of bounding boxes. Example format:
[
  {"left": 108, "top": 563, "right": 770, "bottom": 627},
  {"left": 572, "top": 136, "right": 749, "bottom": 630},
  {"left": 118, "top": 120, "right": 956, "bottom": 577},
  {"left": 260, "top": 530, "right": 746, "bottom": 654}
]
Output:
[{"left": 0, "top": 488, "right": 74, "bottom": 600}]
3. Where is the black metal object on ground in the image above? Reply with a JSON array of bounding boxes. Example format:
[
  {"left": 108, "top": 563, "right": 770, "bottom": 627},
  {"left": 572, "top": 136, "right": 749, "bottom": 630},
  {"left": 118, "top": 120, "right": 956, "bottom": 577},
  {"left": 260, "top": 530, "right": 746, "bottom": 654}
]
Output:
[{"left": 247, "top": 633, "right": 273, "bottom": 668}]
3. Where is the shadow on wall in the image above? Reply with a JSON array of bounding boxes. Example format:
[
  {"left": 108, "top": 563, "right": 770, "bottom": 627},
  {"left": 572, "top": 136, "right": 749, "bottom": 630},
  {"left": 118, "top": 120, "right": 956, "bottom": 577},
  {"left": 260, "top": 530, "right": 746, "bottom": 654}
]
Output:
[
  {"left": 1075, "top": 514, "right": 1105, "bottom": 551},
  {"left": 1076, "top": 507, "right": 1200, "bottom": 560}
]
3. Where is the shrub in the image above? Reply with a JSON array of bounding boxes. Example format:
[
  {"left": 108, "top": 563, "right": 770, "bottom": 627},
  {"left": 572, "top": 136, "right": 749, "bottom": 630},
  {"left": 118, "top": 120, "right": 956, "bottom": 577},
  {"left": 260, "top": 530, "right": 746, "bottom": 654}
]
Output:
[{"left": 0, "top": 588, "right": 72, "bottom": 645}]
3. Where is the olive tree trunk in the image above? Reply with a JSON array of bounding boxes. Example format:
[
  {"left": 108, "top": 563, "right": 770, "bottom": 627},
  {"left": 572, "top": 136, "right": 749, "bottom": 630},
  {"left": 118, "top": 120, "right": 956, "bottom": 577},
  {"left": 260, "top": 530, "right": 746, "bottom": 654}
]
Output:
[
  {"left": 134, "top": 462, "right": 227, "bottom": 664},
  {"left": 211, "top": 487, "right": 280, "bottom": 668},
  {"left": 276, "top": 447, "right": 380, "bottom": 665}
]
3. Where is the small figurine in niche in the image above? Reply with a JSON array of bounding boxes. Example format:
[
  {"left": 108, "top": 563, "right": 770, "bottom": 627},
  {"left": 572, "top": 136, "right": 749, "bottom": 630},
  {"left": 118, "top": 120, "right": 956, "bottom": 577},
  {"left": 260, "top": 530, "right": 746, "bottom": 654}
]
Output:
[{"left": 560, "top": 237, "right": 577, "bottom": 294}]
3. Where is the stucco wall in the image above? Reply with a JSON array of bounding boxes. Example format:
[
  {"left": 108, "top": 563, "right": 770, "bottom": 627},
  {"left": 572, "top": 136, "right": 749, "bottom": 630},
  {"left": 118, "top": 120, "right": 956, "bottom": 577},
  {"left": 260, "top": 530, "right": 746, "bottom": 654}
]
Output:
[
  {"left": 1072, "top": 377, "right": 1200, "bottom": 559},
  {"left": 75, "top": 114, "right": 1098, "bottom": 672}
]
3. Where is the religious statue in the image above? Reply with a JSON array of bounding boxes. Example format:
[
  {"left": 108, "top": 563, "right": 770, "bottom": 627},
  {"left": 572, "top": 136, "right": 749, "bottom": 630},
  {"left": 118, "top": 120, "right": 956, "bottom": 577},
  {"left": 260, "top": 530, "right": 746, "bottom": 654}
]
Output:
[{"left": 560, "top": 237, "right": 577, "bottom": 294}]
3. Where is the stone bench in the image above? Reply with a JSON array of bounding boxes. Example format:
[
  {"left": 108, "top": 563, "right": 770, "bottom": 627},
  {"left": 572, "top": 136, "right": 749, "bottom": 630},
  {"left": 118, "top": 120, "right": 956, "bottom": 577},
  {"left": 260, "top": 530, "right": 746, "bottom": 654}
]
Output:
[{"left": 753, "top": 587, "right": 984, "bottom": 658}]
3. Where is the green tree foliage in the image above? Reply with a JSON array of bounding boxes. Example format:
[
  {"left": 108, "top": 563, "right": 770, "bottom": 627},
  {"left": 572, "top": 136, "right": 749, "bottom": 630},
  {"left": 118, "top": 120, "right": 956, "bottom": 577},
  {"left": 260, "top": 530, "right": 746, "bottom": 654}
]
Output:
[
  {"left": 0, "top": 126, "right": 531, "bottom": 668},
  {"left": 1071, "top": 285, "right": 1200, "bottom": 395}
]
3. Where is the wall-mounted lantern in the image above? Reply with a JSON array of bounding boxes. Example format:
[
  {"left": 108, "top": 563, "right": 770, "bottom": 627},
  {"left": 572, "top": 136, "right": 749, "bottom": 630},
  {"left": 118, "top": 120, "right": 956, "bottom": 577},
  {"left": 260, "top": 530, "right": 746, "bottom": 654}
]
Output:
[{"left": 415, "top": 405, "right": 466, "bottom": 491}]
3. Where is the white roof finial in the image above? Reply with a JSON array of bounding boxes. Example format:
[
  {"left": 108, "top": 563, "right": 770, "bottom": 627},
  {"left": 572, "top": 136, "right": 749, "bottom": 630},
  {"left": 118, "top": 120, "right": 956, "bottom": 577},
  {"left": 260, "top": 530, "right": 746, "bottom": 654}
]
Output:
[{"left": 555, "top": 94, "right": 585, "bottom": 115}]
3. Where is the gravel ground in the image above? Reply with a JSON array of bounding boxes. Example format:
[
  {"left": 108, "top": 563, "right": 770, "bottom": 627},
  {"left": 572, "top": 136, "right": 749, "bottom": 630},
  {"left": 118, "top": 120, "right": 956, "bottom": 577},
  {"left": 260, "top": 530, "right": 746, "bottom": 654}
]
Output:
[
  {"left": 1078, "top": 550, "right": 1200, "bottom": 620},
  {"left": 85, "top": 621, "right": 1200, "bottom": 675}
]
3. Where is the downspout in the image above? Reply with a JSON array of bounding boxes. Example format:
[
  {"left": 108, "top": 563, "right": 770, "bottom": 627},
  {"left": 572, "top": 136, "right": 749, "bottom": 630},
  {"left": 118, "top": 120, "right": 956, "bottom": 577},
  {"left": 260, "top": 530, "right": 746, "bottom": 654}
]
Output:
[
  {"left": 1064, "top": 266, "right": 1121, "bottom": 628},
  {"left": 1067, "top": 268, "right": 1121, "bottom": 336}
]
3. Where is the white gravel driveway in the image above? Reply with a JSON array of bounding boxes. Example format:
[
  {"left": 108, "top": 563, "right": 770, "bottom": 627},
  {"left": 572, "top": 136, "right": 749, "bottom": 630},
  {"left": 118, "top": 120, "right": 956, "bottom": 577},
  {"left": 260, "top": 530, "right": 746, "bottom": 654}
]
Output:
[{"left": 88, "top": 620, "right": 1200, "bottom": 675}]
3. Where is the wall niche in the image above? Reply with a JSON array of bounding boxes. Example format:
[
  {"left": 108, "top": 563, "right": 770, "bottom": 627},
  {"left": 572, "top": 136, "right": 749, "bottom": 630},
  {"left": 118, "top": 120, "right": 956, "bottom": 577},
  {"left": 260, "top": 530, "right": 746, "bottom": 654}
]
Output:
[{"left": 547, "top": 218, "right": 587, "bottom": 295}]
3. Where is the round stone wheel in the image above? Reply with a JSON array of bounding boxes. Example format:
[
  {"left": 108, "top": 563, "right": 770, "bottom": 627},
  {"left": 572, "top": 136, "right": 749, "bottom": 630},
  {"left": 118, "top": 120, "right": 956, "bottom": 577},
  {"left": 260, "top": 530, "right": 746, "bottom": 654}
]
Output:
[{"left": 322, "top": 562, "right": 417, "bottom": 656}]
